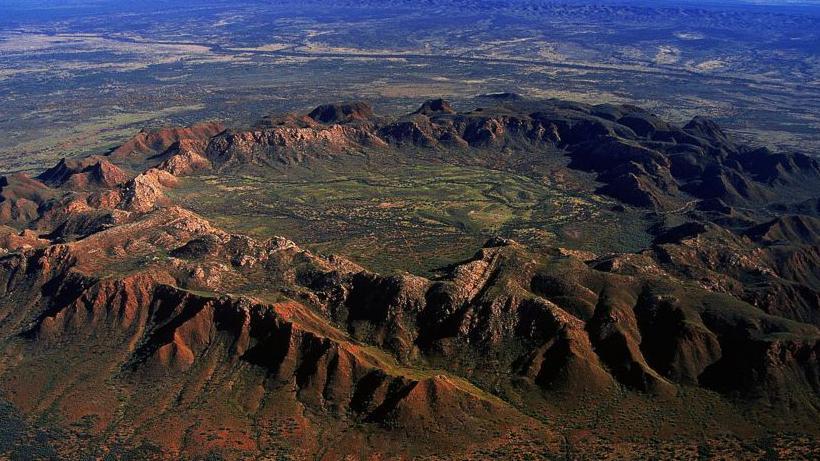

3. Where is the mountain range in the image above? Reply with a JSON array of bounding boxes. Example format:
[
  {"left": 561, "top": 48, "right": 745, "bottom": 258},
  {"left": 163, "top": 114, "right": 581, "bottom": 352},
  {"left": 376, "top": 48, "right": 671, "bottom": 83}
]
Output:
[{"left": 0, "top": 95, "right": 818, "bottom": 459}]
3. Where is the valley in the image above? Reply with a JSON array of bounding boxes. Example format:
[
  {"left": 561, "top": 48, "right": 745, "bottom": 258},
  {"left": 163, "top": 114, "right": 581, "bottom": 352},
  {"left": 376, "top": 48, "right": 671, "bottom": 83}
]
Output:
[{"left": 168, "top": 156, "right": 650, "bottom": 275}]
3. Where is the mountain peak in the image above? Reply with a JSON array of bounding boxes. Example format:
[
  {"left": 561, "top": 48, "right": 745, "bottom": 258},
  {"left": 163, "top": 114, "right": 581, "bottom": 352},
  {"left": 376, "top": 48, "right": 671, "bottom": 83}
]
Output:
[
  {"left": 308, "top": 101, "right": 375, "bottom": 124},
  {"left": 414, "top": 98, "right": 456, "bottom": 115}
]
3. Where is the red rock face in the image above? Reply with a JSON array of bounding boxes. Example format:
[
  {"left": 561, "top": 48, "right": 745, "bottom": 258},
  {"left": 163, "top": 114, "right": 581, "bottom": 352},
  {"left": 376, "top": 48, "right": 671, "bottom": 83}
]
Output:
[
  {"left": 308, "top": 101, "right": 376, "bottom": 124},
  {"left": 0, "top": 236, "right": 553, "bottom": 459},
  {"left": 156, "top": 139, "right": 213, "bottom": 175},
  {"left": 0, "top": 97, "right": 818, "bottom": 459},
  {"left": 0, "top": 173, "right": 54, "bottom": 226},
  {"left": 38, "top": 156, "right": 129, "bottom": 190},
  {"left": 107, "top": 121, "right": 225, "bottom": 163}
]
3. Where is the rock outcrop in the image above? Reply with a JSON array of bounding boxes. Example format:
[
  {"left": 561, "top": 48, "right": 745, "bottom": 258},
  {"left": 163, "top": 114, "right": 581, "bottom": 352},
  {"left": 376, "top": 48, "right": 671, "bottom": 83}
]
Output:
[
  {"left": 107, "top": 121, "right": 224, "bottom": 166},
  {"left": 38, "top": 156, "right": 128, "bottom": 190}
]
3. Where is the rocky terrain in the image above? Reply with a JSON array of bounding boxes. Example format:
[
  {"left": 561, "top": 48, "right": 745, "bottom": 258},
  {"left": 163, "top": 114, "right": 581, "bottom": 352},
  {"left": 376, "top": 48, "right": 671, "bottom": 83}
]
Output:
[{"left": 0, "top": 96, "right": 818, "bottom": 460}]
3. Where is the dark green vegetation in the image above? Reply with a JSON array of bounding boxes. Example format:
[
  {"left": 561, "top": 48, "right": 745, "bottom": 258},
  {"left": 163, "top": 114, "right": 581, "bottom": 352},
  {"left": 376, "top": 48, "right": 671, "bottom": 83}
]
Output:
[{"left": 2, "top": 0, "right": 819, "bottom": 173}]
